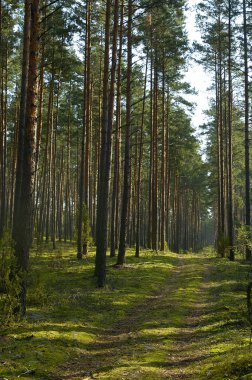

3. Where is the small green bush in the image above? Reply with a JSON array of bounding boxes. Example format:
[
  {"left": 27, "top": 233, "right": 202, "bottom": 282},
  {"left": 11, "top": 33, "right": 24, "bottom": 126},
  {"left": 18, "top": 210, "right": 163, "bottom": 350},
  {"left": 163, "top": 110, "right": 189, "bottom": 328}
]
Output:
[
  {"left": 0, "top": 230, "right": 26, "bottom": 324},
  {"left": 0, "top": 230, "right": 13, "bottom": 292},
  {"left": 236, "top": 224, "right": 252, "bottom": 258},
  {"left": 216, "top": 233, "right": 230, "bottom": 257},
  {"left": 74, "top": 204, "right": 93, "bottom": 254}
]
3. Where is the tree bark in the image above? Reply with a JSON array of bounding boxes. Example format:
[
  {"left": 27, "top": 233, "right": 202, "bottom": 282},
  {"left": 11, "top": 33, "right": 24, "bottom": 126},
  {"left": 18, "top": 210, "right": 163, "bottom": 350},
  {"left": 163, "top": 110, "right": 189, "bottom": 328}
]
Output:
[
  {"left": 135, "top": 52, "right": 148, "bottom": 258},
  {"left": 117, "top": 0, "right": 132, "bottom": 265},
  {"left": 243, "top": 0, "right": 251, "bottom": 261},
  {"left": 95, "top": 0, "right": 111, "bottom": 286},
  {"left": 12, "top": 0, "right": 40, "bottom": 315},
  {"left": 227, "top": 0, "right": 234, "bottom": 261}
]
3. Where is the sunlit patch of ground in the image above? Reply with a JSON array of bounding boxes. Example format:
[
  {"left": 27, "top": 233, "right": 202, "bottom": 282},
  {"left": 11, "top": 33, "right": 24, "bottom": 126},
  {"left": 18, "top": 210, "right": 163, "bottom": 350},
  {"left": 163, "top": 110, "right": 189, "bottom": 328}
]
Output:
[{"left": 0, "top": 244, "right": 251, "bottom": 379}]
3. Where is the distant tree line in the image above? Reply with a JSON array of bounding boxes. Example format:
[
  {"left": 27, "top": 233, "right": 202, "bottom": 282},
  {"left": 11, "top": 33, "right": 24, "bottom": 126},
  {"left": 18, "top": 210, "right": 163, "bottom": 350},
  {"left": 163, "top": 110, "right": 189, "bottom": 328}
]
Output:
[{"left": 196, "top": 0, "right": 251, "bottom": 260}]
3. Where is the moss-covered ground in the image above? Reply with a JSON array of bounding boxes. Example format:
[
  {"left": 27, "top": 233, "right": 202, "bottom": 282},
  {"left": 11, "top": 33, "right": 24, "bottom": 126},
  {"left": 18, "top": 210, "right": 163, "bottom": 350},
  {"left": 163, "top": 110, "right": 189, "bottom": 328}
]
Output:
[{"left": 0, "top": 244, "right": 252, "bottom": 379}]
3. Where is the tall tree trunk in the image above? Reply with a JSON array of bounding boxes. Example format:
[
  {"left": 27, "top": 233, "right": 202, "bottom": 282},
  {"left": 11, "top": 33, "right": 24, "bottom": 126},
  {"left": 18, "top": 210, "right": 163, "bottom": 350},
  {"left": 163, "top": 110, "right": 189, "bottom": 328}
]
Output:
[
  {"left": 38, "top": 76, "right": 53, "bottom": 242},
  {"left": 151, "top": 59, "right": 158, "bottom": 251},
  {"left": 0, "top": 0, "right": 4, "bottom": 238},
  {"left": 135, "top": 52, "right": 148, "bottom": 258},
  {"left": 216, "top": 15, "right": 225, "bottom": 257},
  {"left": 0, "top": 36, "right": 7, "bottom": 238},
  {"left": 117, "top": 0, "right": 132, "bottom": 265},
  {"left": 12, "top": 0, "right": 40, "bottom": 315},
  {"left": 165, "top": 91, "right": 170, "bottom": 247},
  {"left": 147, "top": 35, "right": 153, "bottom": 250},
  {"left": 243, "top": 0, "right": 251, "bottom": 261},
  {"left": 110, "top": 0, "right": 122, "bottom": 258},
  {"left": 12, "top": 0, "right": 30, "bottom": 246},
  {"left": 228, "top": 0, "right": 234, "bottom": 261},
  {"left": 33, "top": 41, "right": 44, "bottom": 226},
  {"left": 84, "top": 0, "right": 91, "bottom": 208},
  {"left": 51, "top": 122, "right": 56, "bottom": 249},
  {"left": 95, "top": 0, "right": 111, "bottom": 286},
  {"left": 160, "top": 58, "right": 166, "bottom": 251},
  {"left": 9, "top": 90, "right": 19, "bottom": 228},
  {"left": 77, "top": 0, "right": 90, "bottom": 259},
  {"left": 58, "top": 148, "right": 64, "bottom": 241}
]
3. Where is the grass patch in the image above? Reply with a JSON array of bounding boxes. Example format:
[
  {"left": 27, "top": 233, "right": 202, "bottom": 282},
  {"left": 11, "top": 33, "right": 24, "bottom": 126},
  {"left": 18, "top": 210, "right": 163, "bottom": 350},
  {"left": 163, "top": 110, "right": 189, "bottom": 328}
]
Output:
[
  {"left": 191, "top": 258, "right": 252, "bottom": 380},
  {"left": 0, "top": 244, "right": 176, "bottom": 379},
  {"left": 0, "top": 244, "right": 251, "bottom": 379}
]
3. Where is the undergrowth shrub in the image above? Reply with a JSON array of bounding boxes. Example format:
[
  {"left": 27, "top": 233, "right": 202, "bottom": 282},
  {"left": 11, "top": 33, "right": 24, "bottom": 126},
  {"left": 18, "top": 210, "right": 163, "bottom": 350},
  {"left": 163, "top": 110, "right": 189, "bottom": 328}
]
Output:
[
  {"left": 0, "top": 230, "right": 34, "bottom": 325},
  {"left": 27, "top": 271, "right": 49, "bottom": 307},
  {"left": 0, "top": 230, "right": 24, "bottom": 324},
  {"left": 236, "top": 225, "right": 252, "bottom": 259},
  {"left": 216, "top": 233, "right": 230, "bottom": 257},
  {"left": 4, "top": 265, "right": 26, "bottom": 323},
  {"left": 75, "top": 204, "right": 93, "bottom": 255},
  {"left": 247, "top": 282, "right": 252, "bottom": 346},
  {"left": 0, "top": 230, "right": 12, "bottom": 293}
]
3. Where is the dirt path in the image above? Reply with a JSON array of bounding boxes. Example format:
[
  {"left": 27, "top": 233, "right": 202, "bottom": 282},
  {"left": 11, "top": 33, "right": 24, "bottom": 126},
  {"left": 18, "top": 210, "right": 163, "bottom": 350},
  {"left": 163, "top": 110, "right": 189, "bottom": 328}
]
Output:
[
  {"left": 162, "top": 259, "right": 214, "bottom": 379},
  {"left": 57, "top": 256, "right": 222, "bottom": 380}
]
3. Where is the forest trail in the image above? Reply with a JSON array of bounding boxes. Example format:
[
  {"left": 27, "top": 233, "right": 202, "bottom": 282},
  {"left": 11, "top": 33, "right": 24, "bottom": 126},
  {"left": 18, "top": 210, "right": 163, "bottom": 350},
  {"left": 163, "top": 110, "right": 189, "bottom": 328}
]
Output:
[
  {"left": 58, "top": 254, "right": 242, "bottom": 380},
  {"left": 1, "top": 249, "right": 250, "bottom": 380}
]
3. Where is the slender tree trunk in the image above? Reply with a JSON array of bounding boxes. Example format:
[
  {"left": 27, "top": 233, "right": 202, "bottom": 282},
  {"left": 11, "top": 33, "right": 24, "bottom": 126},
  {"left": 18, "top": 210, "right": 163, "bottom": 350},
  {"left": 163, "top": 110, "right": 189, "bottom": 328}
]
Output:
[
  {"left": 135, "top": 52, "right": 148, "bottom": 258},
  {"left": 33, "top": 42, "right": 44, "bottom": 227},
  {"left": 228, "top": 0, "right": 234, "bottom": 261},
  {"left": 216, "top": 17, "right": 225, "bottom": 257},
  {"left": 108, "top": 0, "right": 119, "bottom": 257},
  {"left": 9, "top": 90, "right": 19, "bottom": 228},
  {"left": 95, "top": 0, "right": 111, "bottom": 286},
  {"left": 58, "top": 148, "right": 64, "bottom": 241},
  {"left": 77, "top": 1, "right": 90, "bottom": 259},
  {"left": 215, "top": 53, "right": 222, "bottom": 256},
  {"left": 0, "top": 0, "right": 4, "bottom": 238},
  {"left": 243, "top": 0, "right": 251, "bottom": 261},
  {"left": 51, "top": 124, "right": 56, "bottom": 249},
  {"left": 65, "top": 88, "right": 72, "bottom": 242},
  {"left": 160, "top": 58, "right": 166, "bottom": 251},
  {"left": 84, "top": 0, "right": 92, "bottom": 209},
  {"left": 92, "top": 37, "right": 103, "bottom": 238},
  {"left": 165, "top": 92, "right": 170, "bottom": 247},
  {"left": 147, "top": 33, "right": 153, "bottom": 250},
  {"left": 117, "top": 0, "right": 132, "bottom": 265},
  {"left": 0, "top": 38, "right": 7, "bottom": 238},
  {"left": 38, "top": 76, "right": 53, "bottom": 241},
  {"left": 45, "top": 77, "right": 54, "bottom": 243},
  {"left": 151, "top": 60, "right": 158, "bottom": 251}
]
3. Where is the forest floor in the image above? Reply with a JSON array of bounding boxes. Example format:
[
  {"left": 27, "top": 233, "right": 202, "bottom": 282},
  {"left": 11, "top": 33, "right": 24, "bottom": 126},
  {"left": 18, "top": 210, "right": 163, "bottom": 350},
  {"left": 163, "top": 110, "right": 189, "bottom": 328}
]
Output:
[{"left": 0, "top": 245, "right": 252, "bottom": 380}]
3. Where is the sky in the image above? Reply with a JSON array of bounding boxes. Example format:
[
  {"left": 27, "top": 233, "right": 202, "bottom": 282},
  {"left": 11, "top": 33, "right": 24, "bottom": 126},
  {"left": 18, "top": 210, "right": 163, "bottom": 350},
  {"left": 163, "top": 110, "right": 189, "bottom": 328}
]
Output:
[{"left": 184, "top": 0, "right": 212, "bottom": 132}]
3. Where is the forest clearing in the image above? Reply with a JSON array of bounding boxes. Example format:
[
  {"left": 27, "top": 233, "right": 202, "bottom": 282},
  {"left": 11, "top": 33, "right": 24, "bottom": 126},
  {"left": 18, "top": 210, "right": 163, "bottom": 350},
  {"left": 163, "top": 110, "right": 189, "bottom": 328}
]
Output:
[
  {"left": 0, "top": 245, "right": 252, "bottom": 380},
  {"left": 0, "top": 0, "right": 252, "bottom": 378}
]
